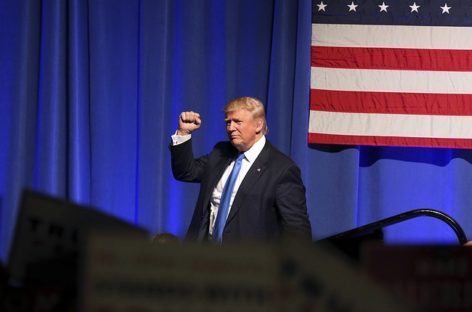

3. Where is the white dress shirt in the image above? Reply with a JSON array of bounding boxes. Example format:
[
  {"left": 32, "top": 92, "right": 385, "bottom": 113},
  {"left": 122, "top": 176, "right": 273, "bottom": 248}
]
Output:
[{"left": 171, "top": 132, "right": 266, "bottom": 235}]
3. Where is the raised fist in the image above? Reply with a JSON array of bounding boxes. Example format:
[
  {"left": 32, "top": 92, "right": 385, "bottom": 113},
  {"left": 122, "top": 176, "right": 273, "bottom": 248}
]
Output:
[{"left": 177, "top": 111, "right": 202, "bottom": 135}]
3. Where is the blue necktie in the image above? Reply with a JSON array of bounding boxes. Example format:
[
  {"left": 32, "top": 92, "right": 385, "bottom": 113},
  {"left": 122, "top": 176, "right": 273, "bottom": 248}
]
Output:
[{"left": 213, "top": 153, "right": 245, "bottom": 242}]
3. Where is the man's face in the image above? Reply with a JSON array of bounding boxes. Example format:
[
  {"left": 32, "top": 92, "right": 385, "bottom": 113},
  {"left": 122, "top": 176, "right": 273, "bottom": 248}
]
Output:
[{"left": 225, "top": 109, "right": 262, "bottom": 152}]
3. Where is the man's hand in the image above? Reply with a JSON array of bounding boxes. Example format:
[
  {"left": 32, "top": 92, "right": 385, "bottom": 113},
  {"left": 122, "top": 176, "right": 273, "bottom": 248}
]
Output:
[{"left": 177, "top": 111, "right": 202, "bottom": 135}]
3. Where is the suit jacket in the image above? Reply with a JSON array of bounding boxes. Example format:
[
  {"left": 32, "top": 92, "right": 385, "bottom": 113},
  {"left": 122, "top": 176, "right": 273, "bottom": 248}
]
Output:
[{"left": 170, "top": 138, "right": 312, "bottom": 242}]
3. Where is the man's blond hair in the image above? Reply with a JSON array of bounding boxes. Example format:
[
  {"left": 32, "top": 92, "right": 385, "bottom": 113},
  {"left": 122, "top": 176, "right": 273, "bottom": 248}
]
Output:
[{"left": 224, "top": 97, "right": 268, "bottom": 134}]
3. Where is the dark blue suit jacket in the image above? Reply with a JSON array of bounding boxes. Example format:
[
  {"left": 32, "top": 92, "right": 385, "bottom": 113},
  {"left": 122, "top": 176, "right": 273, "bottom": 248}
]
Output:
[{"left": 170, "top": 139, "right": 312, "bottom": 242}]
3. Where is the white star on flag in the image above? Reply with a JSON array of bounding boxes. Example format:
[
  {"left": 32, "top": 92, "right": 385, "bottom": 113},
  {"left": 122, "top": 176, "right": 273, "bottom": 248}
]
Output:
[
  {"left": 379, "top": 2, "right": 389, "bottom": 12},
  {"left": 348, "top": 2, "right": 358, "bottom": 12},
  {"left": 409, "top": 2, "right": 420, "bottom": 12},
  {"left": 317, "top": 1, "right": 327, "bottom": 12},
  {"left": 441, "top": 3, "right": 451, "bottom": 14}
]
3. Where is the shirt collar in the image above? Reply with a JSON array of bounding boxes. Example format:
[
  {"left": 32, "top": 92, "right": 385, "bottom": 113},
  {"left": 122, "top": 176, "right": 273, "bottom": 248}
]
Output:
[{"left": 242, "top": 135, "right": 266, "bottom": 164}]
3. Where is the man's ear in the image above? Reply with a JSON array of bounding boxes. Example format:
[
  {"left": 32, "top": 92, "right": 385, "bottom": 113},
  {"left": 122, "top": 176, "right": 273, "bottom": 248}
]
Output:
[{"left": 255, "top": 118, "right": 263, "bottom": 133}]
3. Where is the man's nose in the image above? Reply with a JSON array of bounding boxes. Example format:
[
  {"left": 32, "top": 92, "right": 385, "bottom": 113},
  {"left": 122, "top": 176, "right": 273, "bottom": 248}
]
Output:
[{"left": 227, "top": 121, "right": 235, "bottom": 131}]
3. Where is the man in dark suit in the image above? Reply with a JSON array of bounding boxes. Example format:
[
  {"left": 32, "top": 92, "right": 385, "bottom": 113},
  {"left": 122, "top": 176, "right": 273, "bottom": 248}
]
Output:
[{"left": 170, "top": 97, "right": 312, "bottom": 243}]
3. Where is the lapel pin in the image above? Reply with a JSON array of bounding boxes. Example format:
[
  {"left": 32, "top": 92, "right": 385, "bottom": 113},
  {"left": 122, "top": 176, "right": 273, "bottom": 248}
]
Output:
[{"left": 257, "top": 168, "right": 261, "bottom": 172}]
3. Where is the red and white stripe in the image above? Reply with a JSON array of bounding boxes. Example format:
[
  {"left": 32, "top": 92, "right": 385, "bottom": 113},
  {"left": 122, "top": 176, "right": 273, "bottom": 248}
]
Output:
[{"left": 309, "top": 23, "right": 472, "bottom": 148}]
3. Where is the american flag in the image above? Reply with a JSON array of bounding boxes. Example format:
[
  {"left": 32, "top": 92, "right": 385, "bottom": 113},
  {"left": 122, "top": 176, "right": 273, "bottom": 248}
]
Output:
[{"left": 309, "top": 1, "right": 472, "bottom": 148}]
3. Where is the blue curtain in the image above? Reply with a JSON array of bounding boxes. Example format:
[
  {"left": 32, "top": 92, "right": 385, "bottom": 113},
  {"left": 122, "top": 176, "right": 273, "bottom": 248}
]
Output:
[{"left": 0, "top": 0, "right": 470, "bottom": 262}]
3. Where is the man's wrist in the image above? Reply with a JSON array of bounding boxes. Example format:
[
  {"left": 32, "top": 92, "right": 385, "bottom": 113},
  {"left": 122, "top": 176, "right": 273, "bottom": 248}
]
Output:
[
  {"left": 172, "top": 131, "right": 191, "bottom": 146},
  {"left": 176, "top": 129, "right": 191, "bottom": 136}
]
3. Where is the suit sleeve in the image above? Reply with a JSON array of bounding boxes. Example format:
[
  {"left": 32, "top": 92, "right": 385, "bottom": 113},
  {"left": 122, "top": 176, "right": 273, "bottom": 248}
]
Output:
[
  {"left": 169, "top": 139, "right": 209, "bottom": 183},
  {"left": 275, "top": 164, "right": 313, "bottom": 239}
]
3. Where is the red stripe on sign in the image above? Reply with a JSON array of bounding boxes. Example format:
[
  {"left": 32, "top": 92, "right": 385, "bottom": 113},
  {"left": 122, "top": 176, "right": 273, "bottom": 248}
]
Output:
[
  {"left": 308, "top": 133, "right": 472, "bottom": 149},
  {"left": 311, "top": 46, "right": 472, "bottom": 72},
  {"left": 310, "top": 89, "right": 472, "bottom": 115}
]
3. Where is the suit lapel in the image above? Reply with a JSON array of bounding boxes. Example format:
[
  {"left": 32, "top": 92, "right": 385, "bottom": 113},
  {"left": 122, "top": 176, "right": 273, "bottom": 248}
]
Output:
[
  {"left": 203, "top": 158, "right": 232, "bottom": 209},
  {"left": 225, "top": 141, "right": 272, "bottom": 224},
  {"left": 202, "top": 146, "right": 238, "bottom": 210}
]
